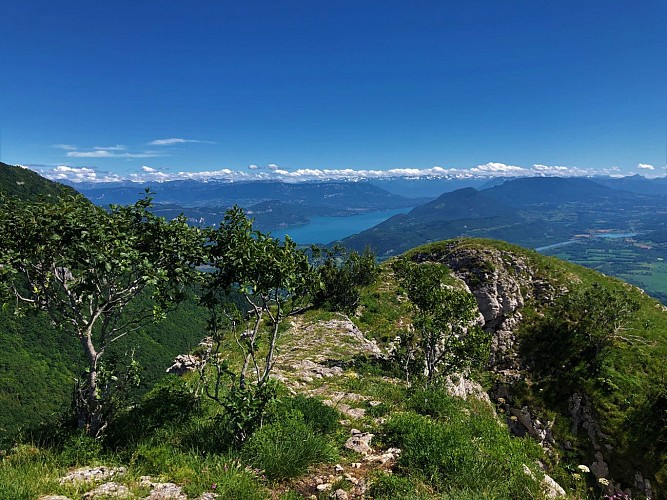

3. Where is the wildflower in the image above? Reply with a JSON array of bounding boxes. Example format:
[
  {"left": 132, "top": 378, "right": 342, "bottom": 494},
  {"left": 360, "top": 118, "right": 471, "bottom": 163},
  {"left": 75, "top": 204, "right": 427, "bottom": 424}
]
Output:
[
  {"left": 572, "top": 473, "right": 581, "bottom": 480},
  {"left": 497, "top": 397, "right": 506, "bottom": 404},
  {"left": 598, "top": 477, "right": 610, "bottom": 486},
  {"left": 577, "top": 464, "right": 590, "bottom": 473},
  {"left": 211, "top": 483, "right": 218, "bottom": 490}
]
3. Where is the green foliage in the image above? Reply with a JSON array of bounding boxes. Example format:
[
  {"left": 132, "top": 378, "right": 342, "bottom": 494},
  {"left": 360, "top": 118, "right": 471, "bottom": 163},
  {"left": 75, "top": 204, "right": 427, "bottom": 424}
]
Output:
[
  {"left": 368, "top": 471, "right": 428, "bottom": 499},
  {"left": 0, "top": 161, "right": 78, "bottom": 200},
  {"left": 222, "top": 382, "right": 279, "bottom": 445},
  {"left": 105, "top": 375, "right": 201, "bottom": 448},
  {"left": 58, "top": 432, "right": 103, "bottom": 466},
  {"left": 200, "top": 207, "right": 317, "bottom": 443},
  {"left": 383, "top": 407, "right": 545, "bottom": 497},
  {"left": 241, "top": 416, "right": 337, "bottom": 481},
  {"left": 392, "top": 259, "right": 490, "bottom": 384},
  {"left": 269, "top": 395, "right": 341, "bottom": 435},
  {"left": 0, "top": 194, "right": 206, "bottom": 437},
  {"left": 524, "top": 282, "right": 641, "bottom": 382},
  {"left": 313, "top": 245, "right": 379, "bottom": 313}
]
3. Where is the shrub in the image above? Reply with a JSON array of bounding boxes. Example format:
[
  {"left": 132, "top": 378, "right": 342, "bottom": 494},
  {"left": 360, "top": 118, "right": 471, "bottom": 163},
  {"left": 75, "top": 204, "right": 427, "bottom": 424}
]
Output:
[
  {"left": 105, "top": 375, "right": 200, "bottom": 448},
  {"left": 58, "top": 432, "right": 103, "bottom": 466},
  {"left": 313, "top": 246, "right": 379, "bottom": 313},
  {"left": 242, "top": 417, "right": 337, "bottom": 481},
  {"left": 383, "top": 411, "right": 544, "bottom": 497},
  {"left": 406, "top": 386, "right": 462, "bottom": 420},
  {"left": 270, "top": 395, "right": 340, "bottom": 435}
]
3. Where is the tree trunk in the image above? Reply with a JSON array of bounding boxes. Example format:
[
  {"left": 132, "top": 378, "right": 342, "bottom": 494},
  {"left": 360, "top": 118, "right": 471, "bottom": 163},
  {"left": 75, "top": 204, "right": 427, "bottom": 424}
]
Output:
[{"left": 76, "top": 327, "right": 104, "bottom": 437}]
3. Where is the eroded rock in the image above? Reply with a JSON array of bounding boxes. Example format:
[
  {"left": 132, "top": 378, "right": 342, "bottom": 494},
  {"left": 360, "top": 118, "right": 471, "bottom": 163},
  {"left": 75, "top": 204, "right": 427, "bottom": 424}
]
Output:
[
  {"left": 345, "top": 429, "right": 374, "bottom": 456},
  {"left": 59, "top": 466, "right": 126, "bottom": 484}
]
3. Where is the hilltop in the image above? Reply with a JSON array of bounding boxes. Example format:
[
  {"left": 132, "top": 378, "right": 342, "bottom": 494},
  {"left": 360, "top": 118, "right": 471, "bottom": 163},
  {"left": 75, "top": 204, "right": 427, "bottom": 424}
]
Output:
[{"left": 1, "top": 236, "right": 665, "bottom": 498}]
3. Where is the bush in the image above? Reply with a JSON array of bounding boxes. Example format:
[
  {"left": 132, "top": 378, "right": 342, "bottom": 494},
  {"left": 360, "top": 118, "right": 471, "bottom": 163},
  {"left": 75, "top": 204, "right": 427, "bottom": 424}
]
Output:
[
  {"left": 242, "top": 417, "right": 337, "bottom": 481},
  {"left": 59, "top": 432, "right": 103, "bottom": 466},
  {"left": 314, "top": 246, "right": 379, "bottom": 313},
  {"left": 105, "top": 375, "right": 200, "bottom": 448},
  {"left": 269, "top": 395, "right": 340, "bottom": 435},
  {"left": 406, "top": 386, "right": 462, "bottom": 420},
  {"left": 383, "top": 410, "right": 544, "bottom": 497}
]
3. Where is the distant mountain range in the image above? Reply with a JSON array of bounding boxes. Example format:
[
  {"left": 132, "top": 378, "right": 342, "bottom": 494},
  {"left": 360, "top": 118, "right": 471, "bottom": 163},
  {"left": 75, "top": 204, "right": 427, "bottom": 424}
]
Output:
[
  {"left": 70, "top": 179, "right": 428, "bottom": 230},
  {"left": 340, "top": 176, "right": 667, "bottom": 256}
]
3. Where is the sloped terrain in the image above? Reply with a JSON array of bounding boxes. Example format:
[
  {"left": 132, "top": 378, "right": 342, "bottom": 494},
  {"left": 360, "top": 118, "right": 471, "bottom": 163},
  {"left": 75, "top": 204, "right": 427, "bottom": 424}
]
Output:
[{"left": 1, "top": 239, "right": 666, "bottom": 499}]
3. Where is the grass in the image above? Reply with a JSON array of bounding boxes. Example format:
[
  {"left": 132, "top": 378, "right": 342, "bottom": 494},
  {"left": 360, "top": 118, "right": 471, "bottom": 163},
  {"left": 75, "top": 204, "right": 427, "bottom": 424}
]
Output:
[
  {"left": 381, "top": 388, "right": 547, "bottom": 498},
  {"left": 3, "top": 236, "right": 667, "bottom": 498},
  {"left": 242, "top": 416, "right": 338, "bottom": 481}
]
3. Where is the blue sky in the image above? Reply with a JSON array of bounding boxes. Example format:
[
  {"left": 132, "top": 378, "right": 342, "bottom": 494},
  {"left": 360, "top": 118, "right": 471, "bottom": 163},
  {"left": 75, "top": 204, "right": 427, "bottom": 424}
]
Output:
[{"left": 2, "top": 1, "right": 665, "bottom": 182}]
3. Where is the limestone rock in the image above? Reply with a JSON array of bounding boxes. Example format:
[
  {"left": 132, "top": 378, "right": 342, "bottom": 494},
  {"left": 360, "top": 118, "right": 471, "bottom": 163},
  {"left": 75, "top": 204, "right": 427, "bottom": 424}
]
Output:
[
  {"left": 140, "top": 477, "right": 186, "bottom": 499},
  {"left": 82, "top": 482, "right": 130, "bottom": 498},
  {"left": 59, "top": 466, "right": 126, "bottom": 484},
  {"left": 331, "top": 488, "right": 349, "bottom": 500},
  {"left": 345, "top": 429, "right": 374, "bottom": 455},
  {"left": 444, "top": 374, "right": 491, "bottom": 404},
  {"left": 542, "top": 473, "right": 567, "bottom": 499},
  {"left": 166, "top": 354, "right": 202, "bottom": 376}
]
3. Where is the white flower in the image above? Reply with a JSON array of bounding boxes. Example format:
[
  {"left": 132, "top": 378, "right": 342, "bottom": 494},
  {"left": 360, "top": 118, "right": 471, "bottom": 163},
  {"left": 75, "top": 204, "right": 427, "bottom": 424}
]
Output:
[
  {"left": 598, "top": 477, "right": 610, "bottom": 486},
  {"left": 577, "top": 465, "right": 590, "bottom": 473}
]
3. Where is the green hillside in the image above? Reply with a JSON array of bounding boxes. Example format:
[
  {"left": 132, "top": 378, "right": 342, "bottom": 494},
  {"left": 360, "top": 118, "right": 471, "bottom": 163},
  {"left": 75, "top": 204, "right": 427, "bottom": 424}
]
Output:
[
  {"left": 1, "top": 230, "right": 665, "bottom": 498},
  {"left": 0, "top": 162, "right": 78, "bottom": 200}
]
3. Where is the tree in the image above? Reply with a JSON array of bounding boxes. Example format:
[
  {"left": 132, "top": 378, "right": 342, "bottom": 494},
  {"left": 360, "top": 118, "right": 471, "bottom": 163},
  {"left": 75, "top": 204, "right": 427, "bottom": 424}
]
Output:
[
  {"left": 312, "top": 245, "right": 379, "bottom": 313},
  {"left": 0, "top": 194, "right": 205, "bottom": 437},
  {"left": 392, "top": 260, "right": 489, "bottom": 385},
  {"left": 200, "top": 207, "right": 315, "bottom": 442},
  {"left": 537, "top": 282, "right": 641, "bottom": 374}
]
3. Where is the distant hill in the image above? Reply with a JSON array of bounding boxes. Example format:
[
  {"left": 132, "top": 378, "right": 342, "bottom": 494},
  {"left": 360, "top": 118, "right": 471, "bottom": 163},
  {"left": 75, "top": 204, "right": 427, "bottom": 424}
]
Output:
[
  {"left": 483, "top": 176, "right": 641, "bottom": 207},
  {"left": 0, "top": 162, "right": 79, "bottom": 200},
  {"left": 590, "top": 174, "right": 667, "bottom": 198},
  {"left": 75, "top": 179, "right": 424, "bottom": 210},
  {"left": 340, "top": 176, "right": 667, "bottom": 257}
]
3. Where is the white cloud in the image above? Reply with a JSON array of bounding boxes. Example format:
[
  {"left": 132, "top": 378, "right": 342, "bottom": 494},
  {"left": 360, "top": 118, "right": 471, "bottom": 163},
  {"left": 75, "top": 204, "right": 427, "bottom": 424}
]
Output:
[
  {"left": 148, "top": 138, "right": 216, "bottom": 146},
  {"left": 46, "top": 165, "right": 123, "bottom": 183},
  {"left": 66, "top": 150, "right": 163, "bottom": 158},
  {"left": 94, "top": 145, "right": 126, "bottom": 151},
  {"left": 29, "top": 160, "right": 631, "bottom": 184},
  {"left": 637, "top": 163, "right": 655, "bottom": 170},
  {"left": 52, "top": 144, "right": 77, "bottom": 150}
]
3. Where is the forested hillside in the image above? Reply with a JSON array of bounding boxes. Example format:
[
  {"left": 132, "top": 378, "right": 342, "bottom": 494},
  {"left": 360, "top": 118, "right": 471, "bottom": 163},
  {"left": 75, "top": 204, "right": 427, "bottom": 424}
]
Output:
[{"left": 0, "top": 162, "right": 78, "bottom": 199}]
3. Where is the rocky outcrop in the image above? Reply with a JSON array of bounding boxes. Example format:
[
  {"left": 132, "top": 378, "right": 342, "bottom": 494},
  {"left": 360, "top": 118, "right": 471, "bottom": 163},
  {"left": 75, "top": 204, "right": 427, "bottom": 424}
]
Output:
[
  {"left": 59, "top": 466, "right": 127, "bottom": 485},
  {"left": 166, "top": 354, "right": 203, "bottom": 376},
  {"left": 412, "top": 243, "right": 561, "bottom": 371}
]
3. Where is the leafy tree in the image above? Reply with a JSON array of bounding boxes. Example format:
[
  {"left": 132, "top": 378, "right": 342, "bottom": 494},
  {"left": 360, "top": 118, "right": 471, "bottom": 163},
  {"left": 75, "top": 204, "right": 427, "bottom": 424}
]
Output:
[
  {"left": 0, "top": 194, "right": 205, "bottom": 437},
  {"left": 528, "top": 282, "right": 642, "bottom": 377},
  {"left": 312, "top": 245, "right": 379, "bottom": 313},
  {"left": 200, "top": 207, "right": 315, "bottom": 442},
  {"left": 392, "top": 260, "right": 489, "bottom": 385}
]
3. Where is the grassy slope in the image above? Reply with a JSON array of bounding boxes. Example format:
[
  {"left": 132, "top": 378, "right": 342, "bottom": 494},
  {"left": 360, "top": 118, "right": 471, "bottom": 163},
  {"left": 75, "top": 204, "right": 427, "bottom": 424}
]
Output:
[
  {"left": 1, "top": 238, "right": 665, "bottom": 498},
  {"left": 400, "top": 239, "right": 667, "bottom": 494}
]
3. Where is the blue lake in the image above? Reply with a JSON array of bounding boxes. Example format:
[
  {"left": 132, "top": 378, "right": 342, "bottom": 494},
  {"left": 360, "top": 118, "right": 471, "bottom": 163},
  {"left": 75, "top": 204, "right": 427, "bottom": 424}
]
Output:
[{"left": 269, "top": 207, "right": 412, "bottom": 244}]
